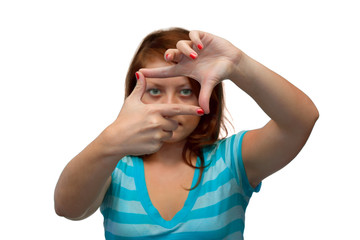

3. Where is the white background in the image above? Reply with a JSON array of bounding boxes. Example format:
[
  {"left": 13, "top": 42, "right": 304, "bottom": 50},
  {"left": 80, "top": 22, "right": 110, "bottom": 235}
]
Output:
[{"left": 1, "top": 0, "right": 359, "bottom": 239}]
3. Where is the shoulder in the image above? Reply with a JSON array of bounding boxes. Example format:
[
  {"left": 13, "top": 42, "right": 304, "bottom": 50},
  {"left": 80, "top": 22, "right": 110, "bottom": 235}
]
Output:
[
  {"left": 203, "top": 131, "right": 247, "bottom": 161},
  {"left": 201, "top": 131, "right": 260, "bottom": 194},
  {"left": 201, "top": 131, "right": 247, "bottom": 177},
  {"left": 114, "top": 155, "right": 136, "bottom": 171},
  {"left": 110, "top": 155, "right": 138, "bottom": 182}
]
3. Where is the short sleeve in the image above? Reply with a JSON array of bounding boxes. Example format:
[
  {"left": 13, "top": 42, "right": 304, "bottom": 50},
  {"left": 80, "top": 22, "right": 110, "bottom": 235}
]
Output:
[{"left": 216, "top": 131, "right": 261, "bottom": 195}]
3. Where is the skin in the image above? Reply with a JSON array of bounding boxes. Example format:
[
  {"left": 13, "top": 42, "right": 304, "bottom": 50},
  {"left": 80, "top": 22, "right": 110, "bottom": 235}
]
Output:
[
  {"left": 54, "top": 59, "right": 203, "bottom": 220},
  {"left": 140, "top": 30, "right": 319, "bottom": 187},
  {"left": 140, "top": 59, "right": 202, "bottom": 220},
  {"left": 141, "top": 59, "right": 201, "bottom": 145},
  {"left": 54, "top": 30, "right": 319, "bottom": 221}
]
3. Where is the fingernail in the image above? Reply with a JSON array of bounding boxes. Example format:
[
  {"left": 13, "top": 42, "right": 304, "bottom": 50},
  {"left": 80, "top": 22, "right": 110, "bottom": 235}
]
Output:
[
  {"left": 197, "top": 44, "right": 203, "bottom": 50},
  {"left": 135, "top": 72, "right": 139, "bottom": 80},
  {"left": 197, "top": 108, "right": 204, "bottom": 115},
  {"left": 190, "top": 52, "right": 197, "bottom": 60},
  {"left": 165, "top": 54, "right": 170, "bottom": 61}
]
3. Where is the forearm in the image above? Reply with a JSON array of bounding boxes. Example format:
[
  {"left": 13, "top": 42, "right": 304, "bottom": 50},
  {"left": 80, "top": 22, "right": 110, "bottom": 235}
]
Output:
[
  {"left": 230, "top": 52, "right": 319, "bottom": 131},
  {"left": 54, "top": 131, "right": 124, "bottom": 219}
]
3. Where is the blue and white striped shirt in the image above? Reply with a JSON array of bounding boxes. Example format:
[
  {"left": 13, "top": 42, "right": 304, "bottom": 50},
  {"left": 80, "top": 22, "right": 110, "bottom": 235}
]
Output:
[{"left": 100, "top": 131, "right": 261, "bottom": 239}]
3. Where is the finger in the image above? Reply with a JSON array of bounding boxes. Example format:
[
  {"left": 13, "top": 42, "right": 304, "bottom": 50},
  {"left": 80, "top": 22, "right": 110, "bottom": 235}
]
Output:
[
  {"left": 160, "top": 117, "right": 179, "bottom": 132},
  {"left": 139, "top": 65, "right": 178, "bottom": 78},
  {"left": 189, "top": 30, "right": 205, "bottom": 50},
  {"left": 198, "top": 83, "right": 214, "bottom": 114},
  {"left": 129, "top": 71, "right": 146, "bottom": 101},
  {"left": 176, "top": 40, "right": 198, "bottom": 60},
  {"left": 158, "top": 130, "right": 173, "bottom": 142},
  {"left": 149, "top": 114, "right": 179, "bottom": 131},
  {"left": 164, "top": 49, "right": 183, "bottom": 63},
  {"left": 152, "top": 104, "right": 204, "bottom": 117}
]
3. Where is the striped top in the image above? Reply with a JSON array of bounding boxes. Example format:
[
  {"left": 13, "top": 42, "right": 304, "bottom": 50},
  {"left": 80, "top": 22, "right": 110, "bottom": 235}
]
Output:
[{"left": 100, "top": 131, "right": 261, "bottom": 239}]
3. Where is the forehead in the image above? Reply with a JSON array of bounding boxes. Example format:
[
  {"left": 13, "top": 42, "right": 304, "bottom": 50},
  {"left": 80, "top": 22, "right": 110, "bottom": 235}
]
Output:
[
  {"left": 145, "top": 58, "right": 190, "bottom": 86},
  {"left": 145, "top": 57, "right": 171, "bottom": 68}
]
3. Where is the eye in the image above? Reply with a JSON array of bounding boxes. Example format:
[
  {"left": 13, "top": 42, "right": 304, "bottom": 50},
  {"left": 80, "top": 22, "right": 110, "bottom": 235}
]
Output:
[
  {"left": 180, "top": 89, "right": 192, "bottom": 96},
  {"left": 148, "top": 88, "right": 161, "bottom": 96}
]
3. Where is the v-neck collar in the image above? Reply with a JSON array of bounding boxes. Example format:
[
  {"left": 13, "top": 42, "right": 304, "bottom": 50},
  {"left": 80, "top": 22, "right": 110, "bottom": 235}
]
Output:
[{"left": 133, "top": 156, "right": 201, "bottom": 229}]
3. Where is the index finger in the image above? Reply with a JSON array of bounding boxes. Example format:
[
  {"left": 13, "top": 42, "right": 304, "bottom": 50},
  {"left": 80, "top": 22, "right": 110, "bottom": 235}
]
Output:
[
  {"left": 189, "top": 30, "right": 205, "bottom": 50},
  {"left": 152, "top": 104, "right": 204, "bottom": 117},
  {"left": 139, "top": 65, "right": 178, "bottom": 79}
]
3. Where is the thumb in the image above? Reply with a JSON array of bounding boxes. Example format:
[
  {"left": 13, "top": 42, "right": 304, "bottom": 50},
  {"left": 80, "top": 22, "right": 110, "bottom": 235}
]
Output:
[
  {"left": 198, "top": 82, "right": 214, "bottom": 114},
  {"left": 129, "top": 71, "right": 147, "bottom": 101}
]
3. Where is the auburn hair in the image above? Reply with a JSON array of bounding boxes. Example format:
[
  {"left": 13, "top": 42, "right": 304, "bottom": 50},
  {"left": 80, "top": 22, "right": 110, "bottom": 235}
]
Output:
[{"left": 125, "top": 27, "right": 229, "bottom": 189}]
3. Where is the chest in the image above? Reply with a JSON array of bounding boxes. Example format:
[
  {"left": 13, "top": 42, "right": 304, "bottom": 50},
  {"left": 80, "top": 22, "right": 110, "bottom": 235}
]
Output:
[{"left": 144, "top": 164, "right": 195, "bottom": 221}]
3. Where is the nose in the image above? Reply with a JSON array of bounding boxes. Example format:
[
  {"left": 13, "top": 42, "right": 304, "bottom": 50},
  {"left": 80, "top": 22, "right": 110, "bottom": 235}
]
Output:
[{"left": 163, "top": 93, "right": 180, "bottom": 104}]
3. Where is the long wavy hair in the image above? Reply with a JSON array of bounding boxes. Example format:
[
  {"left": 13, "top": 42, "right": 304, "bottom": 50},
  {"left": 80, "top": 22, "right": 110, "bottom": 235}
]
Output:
[{"left": 125, "top": 27, "right": 229, "bottom": 189}]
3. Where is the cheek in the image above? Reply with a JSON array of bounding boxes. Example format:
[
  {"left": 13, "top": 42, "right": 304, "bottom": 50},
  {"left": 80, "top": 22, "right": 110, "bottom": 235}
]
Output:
[
  {"left": 141, "top": 94, "right": 157, "bottom": 104},
  {"left": 189, "top": 95, "right": 199, "bottom": 105},
  {"left": 140, "top": 95, "right": 149, "bottom": 104},
  {"left": 184, "top": 116, "right": 201, "bottom": 130}
]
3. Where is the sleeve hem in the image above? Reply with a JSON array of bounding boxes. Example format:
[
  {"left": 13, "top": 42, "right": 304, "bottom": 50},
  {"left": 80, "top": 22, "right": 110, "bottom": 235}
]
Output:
[{"left": 238, "top": 131, "right": 262, "bottom": 194}]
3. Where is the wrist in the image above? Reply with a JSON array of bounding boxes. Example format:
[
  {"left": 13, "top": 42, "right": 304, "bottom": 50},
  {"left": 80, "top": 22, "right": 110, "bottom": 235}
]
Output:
[
  {"left": 96, "top": 125, "right": 127, "bottom": 161},
  {"left": 228, "top": 51, "right": 258, "bottom": 90},
  {"left": 228, "top": 49, "right": 246, "bottom": 81}
]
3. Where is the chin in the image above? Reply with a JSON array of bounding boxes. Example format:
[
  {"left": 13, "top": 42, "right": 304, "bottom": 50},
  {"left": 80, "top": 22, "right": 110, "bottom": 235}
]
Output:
[
  {"left": 163, "top": 133, "right": 188, "bottom": 144},
  {"left": 163, "top": 138, "right": 185, "bottom": 144}
]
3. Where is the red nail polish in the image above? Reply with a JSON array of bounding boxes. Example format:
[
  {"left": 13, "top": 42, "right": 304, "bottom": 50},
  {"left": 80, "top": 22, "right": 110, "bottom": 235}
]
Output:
[
  {"left": 165, "top": 54, "right": 170, "bottom": 60},
  {"left": 135, "top": 72, "right": 139, "bottom": 80},
  {"left": 190, "top": 52, "right": 197, "bottom": 60},
  {"left": 197, "top": 109, "right": 204, "bottom": 115},
  {"left": 197, "top": 44, "right": 203, "bottom": 50}
]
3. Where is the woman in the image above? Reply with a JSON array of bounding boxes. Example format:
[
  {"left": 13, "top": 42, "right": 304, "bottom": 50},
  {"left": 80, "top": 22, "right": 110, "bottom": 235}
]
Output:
[{"left": 54, "top": 28, "right": 319, "bottom": 239}]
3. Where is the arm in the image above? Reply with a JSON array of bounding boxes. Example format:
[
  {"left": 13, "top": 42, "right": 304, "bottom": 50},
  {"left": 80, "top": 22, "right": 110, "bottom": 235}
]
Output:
[
  {"left": 54, "top": 136, "right": 121, "bottom": 220},
  {"left": 54, "top": 72, "right": 203, "bottom": 219},
  {"left": 139, "top": 30, "right": 319, "bottom": 187},
  {"left": 230, "top": 52, "right": 319, "bottom": 187}
]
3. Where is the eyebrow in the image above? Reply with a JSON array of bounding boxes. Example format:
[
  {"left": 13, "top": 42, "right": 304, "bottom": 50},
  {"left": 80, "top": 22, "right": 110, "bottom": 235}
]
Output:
[{"left": 146, "top": 83, "right": 192, "bottom": 89}]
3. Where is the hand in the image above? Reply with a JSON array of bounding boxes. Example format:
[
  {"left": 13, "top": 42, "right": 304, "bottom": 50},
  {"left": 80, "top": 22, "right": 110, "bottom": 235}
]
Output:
[
  {"left": 139, "top": 30, "right": 243, "bottom": 114},
  {"left": 102, "top": 72, "right": 203, "bottom": 156}
]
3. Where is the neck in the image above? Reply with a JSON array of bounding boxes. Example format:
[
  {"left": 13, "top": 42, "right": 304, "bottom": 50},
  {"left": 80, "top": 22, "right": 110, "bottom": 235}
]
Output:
[{"left": 143, "top": 140, "right": 189, "bottom": 167}]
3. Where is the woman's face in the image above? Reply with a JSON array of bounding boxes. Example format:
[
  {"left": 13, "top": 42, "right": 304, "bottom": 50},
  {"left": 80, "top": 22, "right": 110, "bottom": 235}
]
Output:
[{"left": 141, "top": 58, "right": 201, "bottom": 144}]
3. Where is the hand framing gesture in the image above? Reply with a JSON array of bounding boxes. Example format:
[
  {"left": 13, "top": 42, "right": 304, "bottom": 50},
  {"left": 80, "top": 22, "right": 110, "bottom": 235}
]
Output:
[{"left": 140, "top": 30, "right": 242, "bottom": 114}]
